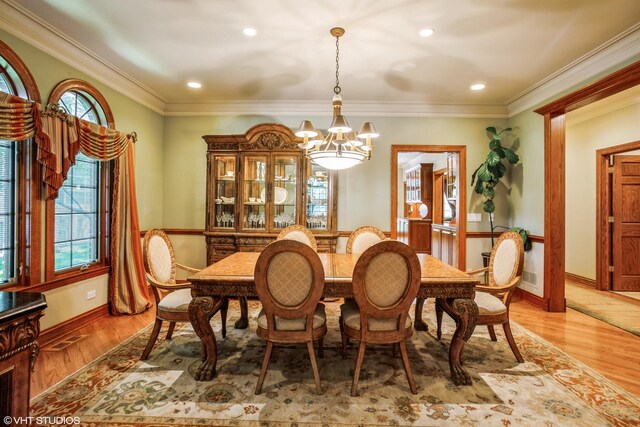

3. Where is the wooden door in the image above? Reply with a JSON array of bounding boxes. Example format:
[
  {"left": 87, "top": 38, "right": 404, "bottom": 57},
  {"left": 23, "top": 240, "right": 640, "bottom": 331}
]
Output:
[{"left": 612, "top": 155, "right": 640, "bottom": 290}]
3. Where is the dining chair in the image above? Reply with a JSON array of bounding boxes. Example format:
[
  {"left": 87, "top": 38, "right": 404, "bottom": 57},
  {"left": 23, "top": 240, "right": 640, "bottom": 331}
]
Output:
[
  {"left": 436, "top": 230, "right": 525, "bottom": 362},
  {"left": 346, "top": 225, "right": 387, "bottom": 254},
  {"left": 140, "top": 229, "right": 227, "bottom": 360},
  {"left": 254, "top": 239, "right": 327, "bottom": 395},
  {"left": 339, "top": 240, "right": 421, "bottom": 396},
  {"left": 276, "top": 225, "right": 318, "bottom": 251}
]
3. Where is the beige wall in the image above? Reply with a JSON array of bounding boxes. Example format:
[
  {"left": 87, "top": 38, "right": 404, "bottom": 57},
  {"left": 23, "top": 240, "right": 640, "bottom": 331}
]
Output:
[{"left": 565, "top": 93, "right": 640, "bottom": 280}]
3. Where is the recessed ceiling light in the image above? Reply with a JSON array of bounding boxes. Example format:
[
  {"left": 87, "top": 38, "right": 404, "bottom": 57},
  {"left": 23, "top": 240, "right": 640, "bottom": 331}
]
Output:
[
  {"left": 243, "top": 27, "right": 257, "bottom": 37},
  {"left": 470, "top": 83, "right": 485, "bottom": 91},
  {"left": 419, "top": 28, "right": 434, "bottom": 38},
  {"left": 187, "top": 81, "right": 202, "bottom": 89}
]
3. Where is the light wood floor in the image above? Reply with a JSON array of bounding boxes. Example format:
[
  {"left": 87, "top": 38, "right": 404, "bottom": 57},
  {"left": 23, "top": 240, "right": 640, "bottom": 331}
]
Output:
[{"left": 31, "top": 297, "right": 640, "bottom": 399}]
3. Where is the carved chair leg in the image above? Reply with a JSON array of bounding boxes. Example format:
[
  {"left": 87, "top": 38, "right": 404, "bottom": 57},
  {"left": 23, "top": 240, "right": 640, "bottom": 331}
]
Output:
[
  {"left": 487, "top": 325, "right": 497, "bottom": 341},
  {"left": 435, "top": 300, "right": 444, "bottom": 340},
  {"left": 220, "top": 297, "right": 228, "bottom": 338},
  {"left": 399, "top": 340, "right": 417, "bottom": 395},
  {"left": 165, "top": 322, "right": 176, "bottom": 340},
  {"left": 502, "top": 321, "right": 524, "bottom": 363},
  {"left": 307, "top": 341, "right": 323, "bottom": 395},
  {"left": 140, "top": 318, "right": 163, "bottom": 360},
  {"left": 351, "top": 341, "right": 367, "bottom": 397},
  {"left": 255, "top": 341, "right": 274, "bottom": 395}
]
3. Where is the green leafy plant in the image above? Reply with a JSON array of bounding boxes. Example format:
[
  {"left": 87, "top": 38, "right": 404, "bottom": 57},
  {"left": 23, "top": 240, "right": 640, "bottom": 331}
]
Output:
[{"left": 471, "top": 126, "right": 531, "bottom": 251}]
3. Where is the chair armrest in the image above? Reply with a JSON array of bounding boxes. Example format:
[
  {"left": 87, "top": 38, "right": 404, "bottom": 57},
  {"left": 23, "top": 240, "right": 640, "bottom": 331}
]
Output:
[
  {"left": 176, "top": 263, "right": 200, "bottom": 274},
  {"left": 145, "top": 272, "right": 192, "bottom": 291},
  {"left": 466, "top": 267, "right": 488, "bottom": 276},
  {"left": 474, "top": 275, "right": 522, "bottom": 297}
]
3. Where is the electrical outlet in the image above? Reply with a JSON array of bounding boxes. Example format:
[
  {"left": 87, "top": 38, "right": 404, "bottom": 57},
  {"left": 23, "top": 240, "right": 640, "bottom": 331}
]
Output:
[
  {"left": 468, "top": 213, "right": 482, "bottom": 222},
  {"left": 87, "top": 290, "right": 97, "bottom": 300}
]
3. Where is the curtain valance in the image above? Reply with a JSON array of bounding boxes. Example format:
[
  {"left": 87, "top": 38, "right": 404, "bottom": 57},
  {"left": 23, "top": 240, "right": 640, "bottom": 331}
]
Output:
[{"left": 0, "top": 91, "right": 136, "bottom": 199}]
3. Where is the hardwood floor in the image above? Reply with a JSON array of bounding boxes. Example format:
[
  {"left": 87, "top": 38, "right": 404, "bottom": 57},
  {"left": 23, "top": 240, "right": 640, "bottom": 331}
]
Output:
[
  {"left": 31, "top": 306, "right": 155, "bottom": 397},
  {"left": 510, "top": 296, "right": 640, "bottom": 397},
  {"left": 31, "top": 298, "right": 640, "bottom": 399}
]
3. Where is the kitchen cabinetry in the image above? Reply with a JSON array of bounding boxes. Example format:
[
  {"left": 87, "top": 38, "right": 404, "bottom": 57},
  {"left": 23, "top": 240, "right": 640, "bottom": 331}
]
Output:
[
  {"left": 402, "top": 163, "right": 433, "bottom": 253},
  {"left": 432, "top": 223, "right": 457, "bottom": 266},
  {"left": 203, "top": 123, "right": 338, "bottom": 262}
]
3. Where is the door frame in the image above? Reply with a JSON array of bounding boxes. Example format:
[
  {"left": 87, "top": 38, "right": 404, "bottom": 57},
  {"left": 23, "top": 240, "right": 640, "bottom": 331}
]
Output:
[
  {"left": 534, "top": 60, "right": 640, "bottom": 312},
  {"left": 390, "top": 145, "right": 467, "bottom": 270},
  {"left": 596, "top": 142, "right": 640, "bottom": 290}
]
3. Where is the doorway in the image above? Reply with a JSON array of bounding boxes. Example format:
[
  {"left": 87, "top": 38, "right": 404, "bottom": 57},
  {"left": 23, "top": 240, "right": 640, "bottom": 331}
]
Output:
[
  {"left": 534, "top": 60, "right": 640, "bottom": 312},
  {"left": 596, "top": 143, "right": 640, "bottom": 291},
  {"left": 390, "top": 145, "right": 467, "bottom": 270}
]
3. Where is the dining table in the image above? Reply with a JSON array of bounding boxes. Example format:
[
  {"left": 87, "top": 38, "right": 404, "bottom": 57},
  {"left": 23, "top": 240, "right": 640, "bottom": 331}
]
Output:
[{"left": 188, "top": 251, "right": 480, "bottom": 385}]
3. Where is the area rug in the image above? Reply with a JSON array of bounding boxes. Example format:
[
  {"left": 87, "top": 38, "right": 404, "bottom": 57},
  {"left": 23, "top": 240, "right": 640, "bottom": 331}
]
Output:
[
  {"left": 566, "top": 283, "right": 640, "bottom": 337},
  {"left": 31, "top": 300, "right": 640, "bottom": 426}
]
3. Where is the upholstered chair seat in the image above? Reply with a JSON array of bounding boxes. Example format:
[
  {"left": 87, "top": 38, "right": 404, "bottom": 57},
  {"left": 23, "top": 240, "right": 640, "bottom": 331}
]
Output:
[
  {"left": 474, "top": 292, "right": 507, "bottom": 315},
  {"left": 257, "top": 304, "right": 326, "bottom": 331},
  {"left": 340, "top": 300, "right": 412, "bottom": 331},
  {"left": 157, "top": 288, "right": 192, "bottom": 314}
]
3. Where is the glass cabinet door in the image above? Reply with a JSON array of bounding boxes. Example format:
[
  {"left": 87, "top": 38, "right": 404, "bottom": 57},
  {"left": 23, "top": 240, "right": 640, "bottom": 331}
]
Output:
[
  {"left": 272, "top": 155, "right": 298, "bottom": 230},
  {"left": 242, "top": 155, "right": 267, "bottom": 230},
  {"left": 213, "top": 155, "right": 236, "bottom": 229},
  {"left": 305, "top": 163, "right": 329, "bottom": 230}
]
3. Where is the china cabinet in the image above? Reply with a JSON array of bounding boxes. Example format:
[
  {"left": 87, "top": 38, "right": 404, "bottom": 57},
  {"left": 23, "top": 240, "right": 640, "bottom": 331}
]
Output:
[{"left": 203, "top": 123, "right": 338, "bottom": 263}]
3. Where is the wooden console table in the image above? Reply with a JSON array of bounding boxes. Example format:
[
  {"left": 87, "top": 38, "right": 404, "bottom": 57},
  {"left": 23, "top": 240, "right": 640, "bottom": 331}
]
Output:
[{"left": 0, "top": 292, "right": 47, "bottom": 422}]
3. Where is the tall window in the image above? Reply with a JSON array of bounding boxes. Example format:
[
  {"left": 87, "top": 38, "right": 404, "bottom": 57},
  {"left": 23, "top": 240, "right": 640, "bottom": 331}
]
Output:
[
  {"left": 0, "top": 72, "right": 17, "bottom": 283},
  {"left": 47, "top": 80, "right": 113, "bottom": 279},
  {"left": 0, "top": 49, "right": 37, "bottom": 285}
]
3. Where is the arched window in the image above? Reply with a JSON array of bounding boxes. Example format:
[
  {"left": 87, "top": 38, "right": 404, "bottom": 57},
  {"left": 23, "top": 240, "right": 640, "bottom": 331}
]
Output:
[
  {"left": 0, "top": 40, "right": 41, "bottom": 286},
  {"left": 46, "top": 80, "right": 113, "bottom": 278}
]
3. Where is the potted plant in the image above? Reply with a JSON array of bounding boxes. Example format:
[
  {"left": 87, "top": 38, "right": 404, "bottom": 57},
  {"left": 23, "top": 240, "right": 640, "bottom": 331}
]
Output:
[{"left": 471, "top": 126, "right": 532, "bottom": 252}]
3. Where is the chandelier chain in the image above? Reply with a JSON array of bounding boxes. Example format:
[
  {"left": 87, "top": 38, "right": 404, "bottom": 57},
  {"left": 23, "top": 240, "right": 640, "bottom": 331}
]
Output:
[{"left": 334, "top": 34, "right": 341, "bottom": 95}]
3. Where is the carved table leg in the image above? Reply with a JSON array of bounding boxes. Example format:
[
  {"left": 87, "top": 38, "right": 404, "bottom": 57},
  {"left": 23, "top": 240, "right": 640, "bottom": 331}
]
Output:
[
  {"left": 413, "top": 297, "right": 429, "bottom": 331},
  {"left": 436, "top": 297, "right": 478, "bottom": 386},
  {"left": 235, "top": 297, "right": 249, "bottom": 329},
  {"left": 189, "top": 296, "right": 226, "bottom": 381}
]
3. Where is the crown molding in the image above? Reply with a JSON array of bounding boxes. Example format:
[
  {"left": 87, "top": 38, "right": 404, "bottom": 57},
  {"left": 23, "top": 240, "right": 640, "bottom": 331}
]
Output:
[
  {"left": 0, "top": 0, "right": 167, "bottom": 114},
  {"left": 163, "top": 100, "right": 509, "bottom": 118},
  {"left": 1, "top": 0, "right": 637, "bottom": 120},
  {"left": 565, "top": 84, "right": 640, "bottom": 126},
  {"left": 507, "top": 23, "right": 640, "bottom": 117}
]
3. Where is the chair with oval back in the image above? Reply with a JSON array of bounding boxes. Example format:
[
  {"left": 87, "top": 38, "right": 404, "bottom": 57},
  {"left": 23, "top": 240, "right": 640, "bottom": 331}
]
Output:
[
  {"left": 276, "top": 225, "right": 318, "bottom": 251},
  {"left": 346, "top": 225, "right": 387, "bottom": 254},
  {"left": 436, "top": 230, "right": 525, "bottom": 362},
  {"left": 141, "top": 229, "right": 227, "bottom": 360},
  {"left": 339, "top": 240, "right": 421, "bottom": 396},
  {"left": 254, "top": 239, "right": 327, "bottom": 395}
]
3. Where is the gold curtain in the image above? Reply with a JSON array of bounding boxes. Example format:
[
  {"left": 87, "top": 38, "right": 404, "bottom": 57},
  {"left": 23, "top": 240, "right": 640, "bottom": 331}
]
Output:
[{"left": 0, "top": 90, "right": 149, "bottom": 315}]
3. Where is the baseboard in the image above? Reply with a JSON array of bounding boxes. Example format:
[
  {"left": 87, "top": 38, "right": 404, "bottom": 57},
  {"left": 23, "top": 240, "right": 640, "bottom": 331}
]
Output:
[
  {"left": 39, "top": 304, "right": 110, "bottom": 347},
  {"left": 514, "top": 288, "right": 545, "bottom": 309},
  {"left": 565, "top": 272, "right": 596, "bottom": 287}
]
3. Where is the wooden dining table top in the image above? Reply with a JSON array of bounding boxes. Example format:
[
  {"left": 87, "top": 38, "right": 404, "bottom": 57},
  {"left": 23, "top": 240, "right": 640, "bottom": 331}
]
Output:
[{"left": 190, "top": 251, "right": 478, "bottom": 288}]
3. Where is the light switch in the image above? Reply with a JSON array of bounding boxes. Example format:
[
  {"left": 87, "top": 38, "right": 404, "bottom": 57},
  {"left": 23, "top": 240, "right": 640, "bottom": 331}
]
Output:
[{"left": 468, "top": 213, "right": 482, "bottom": 222}]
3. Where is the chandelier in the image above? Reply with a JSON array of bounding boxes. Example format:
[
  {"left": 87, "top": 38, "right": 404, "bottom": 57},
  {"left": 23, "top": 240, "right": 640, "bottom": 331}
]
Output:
[{"left": 296, "top": 27, "right": 379, "bottom": 171}]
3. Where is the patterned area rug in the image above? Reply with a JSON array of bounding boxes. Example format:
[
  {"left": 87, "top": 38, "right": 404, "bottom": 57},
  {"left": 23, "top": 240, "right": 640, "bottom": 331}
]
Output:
[{"left": 32, "top": 300, "right": 640, "bottom": 426}]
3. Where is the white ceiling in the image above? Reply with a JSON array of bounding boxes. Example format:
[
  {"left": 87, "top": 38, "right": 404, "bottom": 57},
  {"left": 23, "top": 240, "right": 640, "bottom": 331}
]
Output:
[{"left": 2, "top": 0, "right": 640, "bottom": 116}]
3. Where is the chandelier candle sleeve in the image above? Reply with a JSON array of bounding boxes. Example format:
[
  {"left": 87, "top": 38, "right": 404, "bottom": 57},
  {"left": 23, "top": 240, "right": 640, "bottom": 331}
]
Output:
[{"left": 296, "top": 27, "right": 379, "bottom": 171}]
